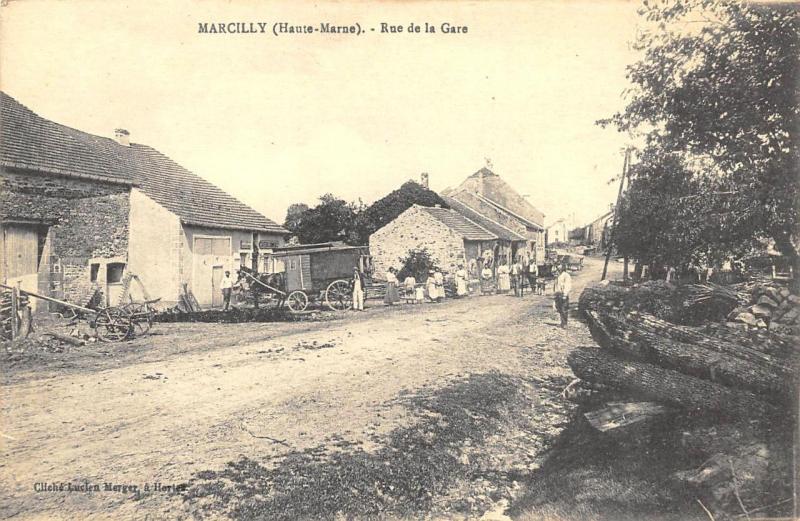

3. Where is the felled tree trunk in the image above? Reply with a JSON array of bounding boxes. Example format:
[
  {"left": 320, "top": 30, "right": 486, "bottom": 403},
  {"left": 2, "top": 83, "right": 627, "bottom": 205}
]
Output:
[
  {"left": 590, "top": 311, "right": 794, "bottom": 401},
  {"left": 567, "top": 347, "right": 777, "bottom": 419},
  {"left": 628, "top": 313, "right": 796, "bottom": 380}
]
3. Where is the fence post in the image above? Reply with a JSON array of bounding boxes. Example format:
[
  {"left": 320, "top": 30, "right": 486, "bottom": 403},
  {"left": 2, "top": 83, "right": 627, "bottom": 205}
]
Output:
[{"left": 10, "top": 287, "right": 19, "bottom": 340}]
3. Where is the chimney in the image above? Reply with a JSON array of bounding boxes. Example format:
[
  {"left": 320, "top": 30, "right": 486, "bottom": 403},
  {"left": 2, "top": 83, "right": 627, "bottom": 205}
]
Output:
[
  {"left": 114, "top": 128, "right": 130, "bottom": 146},
  {"left": 420, "top": 172, "right": 429, "bottom": 189}
]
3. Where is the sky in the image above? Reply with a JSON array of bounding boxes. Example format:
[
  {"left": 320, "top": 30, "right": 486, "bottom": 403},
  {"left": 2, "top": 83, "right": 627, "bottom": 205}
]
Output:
[{"left": 0, "top": 0, "right": 643, "bottom": 229}]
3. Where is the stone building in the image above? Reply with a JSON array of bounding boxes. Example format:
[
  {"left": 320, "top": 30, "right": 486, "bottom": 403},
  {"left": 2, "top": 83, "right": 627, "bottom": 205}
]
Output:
[
  {"left": 0, "top": 92, "right": 287, "bottom": 310},
  {"left": 369, "top": 204, "right": 525, "bottom": 278},
  {"left": 442, "top": 167, "right": 546, "bottom": 264}
]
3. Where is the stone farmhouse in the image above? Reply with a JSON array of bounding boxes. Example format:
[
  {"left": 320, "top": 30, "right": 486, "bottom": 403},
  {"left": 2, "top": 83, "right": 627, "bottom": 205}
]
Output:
[
  {"left": 0, "top": 92, "right": 287, "bottom": 310},
  {"left": 369, "top": 168, "right": 545, "bottom": 278},
  {"left": 442, "top": 168, "right": 545, "bottom": 264}
]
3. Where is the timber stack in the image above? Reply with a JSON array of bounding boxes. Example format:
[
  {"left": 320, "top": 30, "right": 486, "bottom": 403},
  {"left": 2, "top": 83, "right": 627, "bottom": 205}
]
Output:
[{"left": 569, "top": 281, "right": 798, "bottom": 519}]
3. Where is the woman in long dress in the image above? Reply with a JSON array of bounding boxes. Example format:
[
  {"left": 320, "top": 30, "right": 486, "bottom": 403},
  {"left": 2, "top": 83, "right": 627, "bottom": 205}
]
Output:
[
  {"left": 426, "top": 270, "right": 438, "bottom": 302},
  {"left": 497, "top": 262, "right": 511, "bottom": 293},
  {"left": 384, "top": 267, "right": 400, "bottom": 305},
  {"left": 433, "top": 269, "right": 445, "bottom": 302},
  {"left": 455, "top": 264, "right": 468, "bottom": 297}
]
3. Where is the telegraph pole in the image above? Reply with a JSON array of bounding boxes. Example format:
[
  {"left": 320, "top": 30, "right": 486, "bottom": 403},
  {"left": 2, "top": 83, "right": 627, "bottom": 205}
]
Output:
[{"left": 601, "top": 148, "right": 632, "bottom": 281}]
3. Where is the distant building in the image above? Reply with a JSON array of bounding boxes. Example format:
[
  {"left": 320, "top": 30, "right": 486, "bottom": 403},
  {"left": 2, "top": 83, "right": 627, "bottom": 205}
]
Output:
[
  {"left": 0, "top": 92, "right": 288, "bottom": 310},
  {"left": 545, "top": 218, "right": 568, "bottom": 246},
  {"left": 578, "top": 206, "right": 615, "bottom": 249}
]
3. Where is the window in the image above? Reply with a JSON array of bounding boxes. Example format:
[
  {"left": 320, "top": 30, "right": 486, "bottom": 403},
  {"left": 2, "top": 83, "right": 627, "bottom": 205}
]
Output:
[
  {"left": 90, "top": 263, "right": 100, "bottom": 282},
  {"left": 240, "top": 253, "right": 248, "bottom": 266},
  {"left": 106, "top": 263, "right": 125, "bottom": 283}
]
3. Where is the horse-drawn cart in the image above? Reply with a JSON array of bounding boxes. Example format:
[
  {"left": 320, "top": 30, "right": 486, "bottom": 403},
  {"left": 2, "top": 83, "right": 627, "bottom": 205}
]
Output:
[{"left": 238, "top": 242, "right": 372, "bottom": 313}]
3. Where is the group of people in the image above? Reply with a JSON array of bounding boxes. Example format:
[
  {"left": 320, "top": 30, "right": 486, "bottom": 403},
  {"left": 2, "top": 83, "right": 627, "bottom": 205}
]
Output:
[{"left": 494, "top": 258, "right": 538, "bottom": 297}]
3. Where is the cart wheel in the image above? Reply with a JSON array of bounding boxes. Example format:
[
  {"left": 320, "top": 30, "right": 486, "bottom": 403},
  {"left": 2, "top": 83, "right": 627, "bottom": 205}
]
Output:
[
  {"left": 287, "top": 291, "right": 309, "bottom": 313},
  {"left": 325, "top": 280, "right": 352, "bottom": 312},
  {"left": 134, "top": 317, "right": 153, "bottom": 336},
  {"left": 94, "top": 307, "right": 133, "bottom": 342}
]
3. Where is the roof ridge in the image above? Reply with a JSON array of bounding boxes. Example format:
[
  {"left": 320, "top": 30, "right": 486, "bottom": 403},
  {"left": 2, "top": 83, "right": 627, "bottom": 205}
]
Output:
[
  {"left": 443, "top": 195, "right": 526, "bottom": 240},
  {"left": 473, "top": 192, "right": 543, "bottom": 230}
]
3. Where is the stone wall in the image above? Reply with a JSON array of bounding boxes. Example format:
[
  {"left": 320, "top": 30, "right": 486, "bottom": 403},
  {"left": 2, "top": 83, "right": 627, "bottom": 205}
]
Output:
[
  {"left": 369, "top": 205, "right": 466, "bottom": 279},
  {"left": 0, "top": 170, "right": 130, "bottom": 306}
]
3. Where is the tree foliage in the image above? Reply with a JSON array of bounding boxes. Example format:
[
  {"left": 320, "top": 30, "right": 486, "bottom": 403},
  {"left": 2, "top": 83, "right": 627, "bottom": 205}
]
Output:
[
  {"left": 283, "top": 181, "right": 447, "bottom": 246},
  {"left": 360, "top": 181, "right": 448, "bottom": 239},
  {"left": 397, "top": 248, "right": 439, "bottom": 283},
  {"left": 602, "top": 0, "right": 799, "bottom": 270},
  {"left": 286, "top": 194, "right": 364, "bottom": 245}
]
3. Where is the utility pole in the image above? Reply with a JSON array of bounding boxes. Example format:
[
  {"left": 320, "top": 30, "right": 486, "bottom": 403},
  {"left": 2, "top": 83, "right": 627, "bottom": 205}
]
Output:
[{"left": 601, "top": 148, "right": 632, "bottom": 281}]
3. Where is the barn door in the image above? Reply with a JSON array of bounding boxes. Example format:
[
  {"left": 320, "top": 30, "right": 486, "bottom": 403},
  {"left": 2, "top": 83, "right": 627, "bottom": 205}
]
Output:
[{"left": 1, "top": 224, "right": 40, "bottom": 293}]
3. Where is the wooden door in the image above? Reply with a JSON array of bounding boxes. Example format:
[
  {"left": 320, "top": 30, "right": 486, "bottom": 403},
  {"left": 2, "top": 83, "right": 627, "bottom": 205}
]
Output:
[
  {"left": 1, "top": 224, "right": 39, "bottom": 293},
  {"left": 211, "top": 266, "right": 223, "bottom": 308},
  {"left": 284, "top": 255, "right": 302, "bottom": 291}
]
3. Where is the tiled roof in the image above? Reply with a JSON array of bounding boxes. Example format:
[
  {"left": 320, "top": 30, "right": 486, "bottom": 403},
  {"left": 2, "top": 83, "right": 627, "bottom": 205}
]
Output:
[
  {"left": 129, "top": 144, "right": 286, "bottom": 233},
  {"left": 454, "top": 167, "right": 545, "bottom": 227},
  {"left": 442, "top": 196, "right": 526, "bottom": 241},
  {"left": 418, "top": 206, "right": 497, "bottom": 241},
  {"left": 1, "top": 92, "right": 135, "bottom": 184},
  {"left": 1, "top": 92, "right": 287, "bottom": 234}
]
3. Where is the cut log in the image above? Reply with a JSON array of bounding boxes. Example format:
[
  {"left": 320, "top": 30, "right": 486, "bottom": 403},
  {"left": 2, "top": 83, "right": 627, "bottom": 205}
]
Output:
[
  {"left": 594, "top": 312, "right": 794, "bottom": 400},
  {"left": 584, "top": 401, "right": 672, "bottom": 435},
  {"left": 567, "top": 347, "right": 778, "bottom": 418},
  {"left": 627, "top": 312, "right": 797, "bottom": 380}
]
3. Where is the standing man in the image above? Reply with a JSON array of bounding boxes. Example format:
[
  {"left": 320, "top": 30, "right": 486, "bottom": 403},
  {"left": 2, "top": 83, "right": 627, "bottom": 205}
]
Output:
[
  {"left": 352, "top": 266, "right": 365, "bottom": 311},
  {"left": 511, "top": 258, "right": 524, "bottom": 297},
  {"left": 221, "top": 270, "right": 234, "bottom": 311},
  {"left": 553, "top": 264, "right": 572, "bottom": 328},
  {"left": 527, "top": 257, "right": 539, "bottom": 294}
]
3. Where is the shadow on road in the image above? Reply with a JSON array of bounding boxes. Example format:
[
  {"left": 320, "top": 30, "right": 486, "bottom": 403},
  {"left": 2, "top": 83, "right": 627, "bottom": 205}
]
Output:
[{"left": 183, "top": 372, "right": 548, "bottom": 520}]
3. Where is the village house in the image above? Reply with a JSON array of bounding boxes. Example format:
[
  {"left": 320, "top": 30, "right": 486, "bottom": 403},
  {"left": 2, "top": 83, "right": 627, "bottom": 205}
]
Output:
[
  {"left": 369, "top": 204, "right": 526, "bottom": 278},
  {"left": 545, "top": 218, "right": 569, "bottom": 247},
  {"left": 0, "top": 92, "right": 287, "bottom": 310},
  {"left": 578, "top": 205, "right": 615, "bottom": 250},
  {"left": 441, "top": 167, "right": 546, "bottom": 264}
]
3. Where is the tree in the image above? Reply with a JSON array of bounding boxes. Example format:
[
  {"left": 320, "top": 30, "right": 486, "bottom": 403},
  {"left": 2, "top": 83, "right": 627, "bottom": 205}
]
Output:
[
  {"left": 283, "top": 203, "right": 309, "bottom": 235},
  {"left": 397, "top": 248, "right": 439, "bottom": 283},
  {"left": 285, "top": 180, "right": 448, "bottom": 246},
  {"left": 602, "top": 0, "right": 799, "bottom": 274},
  {"left": 360, "top": 181, "right": 448, "bottom": 240},
  {"left": 292, "top": 194, "right": 362, "bottom": 245}
]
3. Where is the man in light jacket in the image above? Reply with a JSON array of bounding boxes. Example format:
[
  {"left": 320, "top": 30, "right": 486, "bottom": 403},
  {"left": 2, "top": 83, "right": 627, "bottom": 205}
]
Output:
[{"left": 553, "top": 265, "right": 572, "bottom": 328}]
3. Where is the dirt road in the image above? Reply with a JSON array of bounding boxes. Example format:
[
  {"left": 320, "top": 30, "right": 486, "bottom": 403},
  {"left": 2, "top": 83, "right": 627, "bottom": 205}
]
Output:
[{"left": 1, "top": 260, "right": 606, "bottom": 520}]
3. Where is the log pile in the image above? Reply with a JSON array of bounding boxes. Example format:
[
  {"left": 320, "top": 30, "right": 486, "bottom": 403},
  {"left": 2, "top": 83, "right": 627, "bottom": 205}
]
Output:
[
  {"left": 570, "top": 283, "right": 797, "bottom": 519},
  {"left": 726, "top": 282, "right": 800, "bottom": 335}
]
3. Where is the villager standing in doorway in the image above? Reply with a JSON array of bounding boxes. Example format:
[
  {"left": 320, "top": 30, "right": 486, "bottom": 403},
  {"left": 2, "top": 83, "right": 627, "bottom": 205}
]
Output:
[
  {"left": 553, "top": 265, "right": 572, "bottom": 328},
  {"left": 352, "top": 267, "right": 365, "bottom": 311},
  {"left": 221, "top": 270, "right": 234, "bottom": 311}
]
